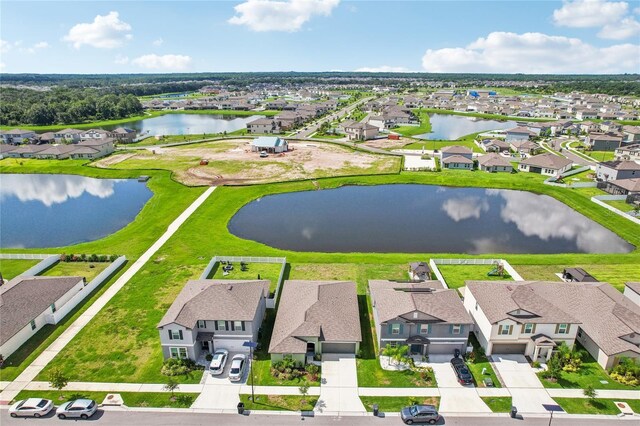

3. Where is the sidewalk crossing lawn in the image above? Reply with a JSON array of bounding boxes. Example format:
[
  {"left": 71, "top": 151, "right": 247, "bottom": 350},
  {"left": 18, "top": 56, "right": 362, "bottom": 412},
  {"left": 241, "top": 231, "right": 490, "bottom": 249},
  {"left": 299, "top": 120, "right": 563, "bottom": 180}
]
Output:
[
  {"left": 15, "top": 390, "right": 199, "bottom": 408},
  {"left": 436, "top": 265, "right": 513, "bottom": 289},
  {"left": 0, "top": 259, "right": 39, "bottom": 280},
  {"left": 239, "top": 394, "right": 317, "bottom": 412},
  {"left": 359, "top": 396, "right": 440, "bottom": 412},
  {"left": 481, "top": 397, "right": 512, "bottom": 412},
  {"left": 514, "top": 264, "right": 640, "bottom": 292},
  {"left": 555, "top": 398, "right": 640, "bottom": 415}
]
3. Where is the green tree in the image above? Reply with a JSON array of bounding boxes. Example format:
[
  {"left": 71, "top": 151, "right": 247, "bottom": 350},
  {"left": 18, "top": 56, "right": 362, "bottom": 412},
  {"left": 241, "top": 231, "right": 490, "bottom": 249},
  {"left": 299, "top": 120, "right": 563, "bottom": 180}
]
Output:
[
  {"left": 48, "top": 368, "right": 69, "bottom": 393},
  {"left": 163, "top": 377, "right": 179, "bottom": 398},
  {"left": 583, "top": 384, "right": 597, "bottom": 404}
]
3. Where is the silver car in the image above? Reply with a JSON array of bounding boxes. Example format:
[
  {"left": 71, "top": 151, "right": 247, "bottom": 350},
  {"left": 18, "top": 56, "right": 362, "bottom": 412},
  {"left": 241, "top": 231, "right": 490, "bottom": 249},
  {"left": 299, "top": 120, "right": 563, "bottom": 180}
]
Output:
[
  {"left": 209, "top": 349, "right": 229, "bottom": 376},
  {"left": 56, "top": 399, "right": 98, "bottom": 419},
  {"left": 8, "top": 398, "right": 53, "bottom": 418},
  {"left": 228, "top": 353, "right": 246, "bottom": 382}
]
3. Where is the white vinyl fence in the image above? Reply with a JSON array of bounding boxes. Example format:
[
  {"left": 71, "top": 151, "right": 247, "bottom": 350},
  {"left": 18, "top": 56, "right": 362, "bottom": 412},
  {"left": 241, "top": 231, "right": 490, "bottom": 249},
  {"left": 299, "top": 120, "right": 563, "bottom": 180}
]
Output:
[
  {"left": 591, "top": 195, "right": 640, "bottom": 225},
  {"left": 429, "top": 258, "right": 524, "bottom": 289}
]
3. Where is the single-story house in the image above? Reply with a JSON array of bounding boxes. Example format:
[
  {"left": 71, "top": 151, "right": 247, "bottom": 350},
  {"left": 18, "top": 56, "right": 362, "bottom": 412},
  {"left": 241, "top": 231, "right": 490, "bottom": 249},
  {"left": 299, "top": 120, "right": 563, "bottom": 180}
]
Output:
[
  {"left": 157, "top": 280, "right": 270, "bottom": 360},
  {"left": 602, "top": 178, "right": 640, "bottom": 195},
  {"left": 6, "top": 144, "right": 51, "bottom": 158},
  {"left": 478, "top": 153, "right": 513, "bottom": 173},
  {"left": 440, "top": 145, "right": 473, "bottom": 161},
  {"left": 624, "top": 283, "right": 640, "bottom": 307},
  {"left": 505, "top": 127, "right": 536, "bottom": 143},
  {"left": 586, "top": 133, "right": 623, "bottom": 151},
  {"left": 269, "top": 281, "right": 361, "bottom": 364},
  {"left": 509, "top": 140, "right": 540, "bottom": 155},
  {"left": 0, "top": 144, "right": 18, "bottom": 159},
  {"left": 596, "top": 160, "right": 640, "bottom": 181},
  {"left": 562, "top": 268, "right": 598, "bottom": 283},
  {"left": 478, "top": 138, "right": 510, "bottom": 153},
  {"left": 33, "top": 145, "right": 78, "bottom": 160},
  {"left": 247, "top": 118, "right": 281, "bottom": 134},
  {"left": 251, "top": 136, "right": 288, "bottom": 153},
  {"left": 343, "top": 122, "right": 379, "bottom": 141},
  {"left": 464, "top": 280, "right": 640, "bottom": 369},
  {"left": 518, "top": 153, "right": 573, "bottom": 177},
  {"left": 1, "top": 276, "right": 85, "bottom": 359},
  {"left": 369, "top": 280, "right": 472, "bottom": 356},
  {"left": 442, "top": 155, "right": 474, "bottom": 170},
  {"left": 38, "top": 132, "right": 56, "bottom": 144},
  {"left": 409, "top": 262, "right": 431, "bottom": 281}
]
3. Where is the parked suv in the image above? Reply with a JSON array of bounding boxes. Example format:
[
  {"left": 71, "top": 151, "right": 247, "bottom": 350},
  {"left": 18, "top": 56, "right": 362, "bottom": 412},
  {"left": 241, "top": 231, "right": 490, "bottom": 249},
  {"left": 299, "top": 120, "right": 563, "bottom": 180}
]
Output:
[
  {"left": 56, "top": 399, "right": 98, "bottom": 419},
  {"left": 451, "top": 357, "right": 474, "bottom": 386},
  {"left": 209, "top": 349, "right": 229, "bottom": 376},
  {"left": 400, "top": 404, "right": 440, "bottom": 424},
  {"left": 228, "top": 354, "right": 246, "bottom": 382}
]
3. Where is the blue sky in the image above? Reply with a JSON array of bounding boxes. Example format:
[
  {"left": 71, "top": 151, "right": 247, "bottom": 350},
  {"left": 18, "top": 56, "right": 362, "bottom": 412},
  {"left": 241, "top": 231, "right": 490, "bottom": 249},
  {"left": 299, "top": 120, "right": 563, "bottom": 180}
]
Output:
[{"left": 1, "top": 0, "right": 639, "bottom": 74}]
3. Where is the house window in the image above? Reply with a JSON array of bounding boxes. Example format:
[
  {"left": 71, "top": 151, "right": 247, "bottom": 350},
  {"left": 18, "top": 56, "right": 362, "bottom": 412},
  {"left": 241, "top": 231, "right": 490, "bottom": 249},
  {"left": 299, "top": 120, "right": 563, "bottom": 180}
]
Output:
[
  {"left": 498, "top": 324, "right": 513, "bottom": 335},
  {"left": 523, "top": 323, "right": 534, "bottom": 334},
  {"left": 170, "top": 347, "right": 188, "bottom": 359},
  {"left": 451, "top": 324, "right": 462, "bottom": 335},
  {"left": 391, "top": 324, "right": 401, "bottom": 335},
  {"left": 197, "top": 320, "right": 206, "bottom": 329},
  {"left": 30, "top": 320, "right": 37, "bottom": 330},
  {"left": 557, "top": 323, "right": 570, "bottom": 335},
  {"left": 217, "top": 320, "right": 227, "bottom": 331},
  {"left": 169, "top": 330, "right": 182, "bottom": 340},
  {"left": 234, "top": 321, "right": 243, "bottom": 331},
  {"left": 50, "top": 303, "right": 57, "bottom": 313},
  {"left": 419, "top": 324, "right": 430, "bottom": 334}
]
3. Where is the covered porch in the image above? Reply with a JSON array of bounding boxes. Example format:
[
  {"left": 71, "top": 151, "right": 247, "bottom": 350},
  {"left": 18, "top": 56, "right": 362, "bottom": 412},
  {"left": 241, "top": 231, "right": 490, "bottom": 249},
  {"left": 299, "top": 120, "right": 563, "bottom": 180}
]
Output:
[
  {"left": 531, "top": 334, "right": 556, "bottom": 362},
  {"left": 406, "top": 335, "right": 430, "bottom": 356}
]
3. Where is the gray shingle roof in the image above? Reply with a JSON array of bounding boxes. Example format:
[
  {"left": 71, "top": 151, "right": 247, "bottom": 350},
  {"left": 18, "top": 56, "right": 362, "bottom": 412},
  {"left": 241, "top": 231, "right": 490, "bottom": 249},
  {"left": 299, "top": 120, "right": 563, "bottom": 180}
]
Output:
[
  {"left": 269, "top": 281, "right": 361, "bottom": 354},
  {"left": 520, "top": 153, "right": 572, "bottom": 170},
  {"left": 369, "top": 280, "right": 472, "bottom": 325},
  {"left": 0, "top": 276, "right": 84, "bottom": 345},
  {"left": 478, "top": 153, "right": 512, "bottom": 167},
  {"left": 158, "top": 280, "right": 270, "bottom": 328},
  {"left": 625, "top": 282, "right": 640, "bottom": 296},
  {"left": 441, "top": 145, "right": 472, "bottom": 154},
  {"left": 442, "top": 154, "right": 473, "bottom": 164}
]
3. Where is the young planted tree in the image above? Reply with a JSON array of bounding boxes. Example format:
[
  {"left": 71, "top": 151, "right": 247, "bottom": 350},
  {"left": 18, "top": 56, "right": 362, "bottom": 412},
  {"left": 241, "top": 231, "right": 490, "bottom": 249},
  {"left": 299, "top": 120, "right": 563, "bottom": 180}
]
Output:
[
  {"left": 298, "top": 381, "right": 310, "bottom": 409},
  {"left": 583, "top": 384, "right": 597, "bottom": 404},
  {"left": 48, "top": 368, "right": 69, "bottom": 400},
  {"left": 163, "top": 377, "right": 180, "bottom": 400}
]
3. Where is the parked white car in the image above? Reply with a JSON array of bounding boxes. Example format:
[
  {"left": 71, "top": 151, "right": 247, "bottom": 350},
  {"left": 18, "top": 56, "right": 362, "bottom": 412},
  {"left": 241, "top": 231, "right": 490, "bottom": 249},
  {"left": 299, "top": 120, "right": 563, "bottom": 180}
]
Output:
[
  {"left": 9, "top": 398, "right": 53, "bottom": 418},
  {"left": 228, "top": 354, "right": 247, "bottom": 382},
  {"left": 209, "top": 349, "right": 229, "bottom": 376},
  {"left": 56, "top": 399, "right": 98, "bottom": 419}
]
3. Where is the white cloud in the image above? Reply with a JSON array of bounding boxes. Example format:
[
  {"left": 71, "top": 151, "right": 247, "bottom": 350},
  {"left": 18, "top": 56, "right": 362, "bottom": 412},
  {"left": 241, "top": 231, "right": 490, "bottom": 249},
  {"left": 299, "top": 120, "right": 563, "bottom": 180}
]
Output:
[
  {"left": 553, "top": 0, "right": 628, "bottom": 27},
  {"left": 114, "top": 54, "right": 129, "bottom": 65},
  {"left": 152, "top": 37, "right": 164, "bottom": 47},
  {"left": 598, "top": 16, "right": 640, "bottom": 39},
  {"left": 421, "top": 31, "right": 640, "bottom": 74},
  {"left": 229, "top": 0, "right": 340, "bottom": 32},
  {"left": 441, "top": 197, "right": 489, "bottom": 222},
  {"left": 355, "top": 65, "right": 413, "bottom": 73},
  {"left": 63, "top": 11, "right": 132, "bottom": 49},
  {"left": 0, "top": 39, "right": 12, "bottom": 53},
  {"left": 131, "top": 54, "right": 192, "bottom": 70},
  {"left": 23, "top": 41, "right": 49, "bottom": 54}
]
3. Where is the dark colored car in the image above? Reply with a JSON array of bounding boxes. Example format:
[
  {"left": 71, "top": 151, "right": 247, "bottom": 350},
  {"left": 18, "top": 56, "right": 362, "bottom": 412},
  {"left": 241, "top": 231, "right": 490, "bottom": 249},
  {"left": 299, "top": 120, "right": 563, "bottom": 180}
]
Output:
[
  {"left": 400, "top": 404, "right": 440, "bottom": 425},
  {"left": 451, "top": 357, "right": 474, "bottom": 385}
]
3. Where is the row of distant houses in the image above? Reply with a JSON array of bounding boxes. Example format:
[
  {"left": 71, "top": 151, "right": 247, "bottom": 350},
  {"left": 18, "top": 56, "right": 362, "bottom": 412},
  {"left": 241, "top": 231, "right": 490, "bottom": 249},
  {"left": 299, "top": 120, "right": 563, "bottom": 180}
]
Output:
[
  {"left": 1, "top": 127, "right": 136, "bottom": 145},
  {"left": 246, "top": 103, "right": 339, "bottom": 134}
]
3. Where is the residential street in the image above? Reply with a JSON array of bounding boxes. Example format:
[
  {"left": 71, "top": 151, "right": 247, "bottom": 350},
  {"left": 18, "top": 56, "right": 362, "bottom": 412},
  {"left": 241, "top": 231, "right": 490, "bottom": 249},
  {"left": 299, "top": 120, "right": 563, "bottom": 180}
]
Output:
[
  {"left": 293, "top": 96, "right": 373, "bottom": 138},
  {"left": 1, "top": 408, "right": 636, "bottom": 426}
]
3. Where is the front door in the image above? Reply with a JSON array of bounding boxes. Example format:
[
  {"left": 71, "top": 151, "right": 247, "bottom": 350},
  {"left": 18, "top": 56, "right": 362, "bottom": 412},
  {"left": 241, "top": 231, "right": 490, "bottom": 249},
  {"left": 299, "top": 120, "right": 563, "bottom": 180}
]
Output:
[{"left": 410, "top": 344, "right": 423, "bottom": 355}]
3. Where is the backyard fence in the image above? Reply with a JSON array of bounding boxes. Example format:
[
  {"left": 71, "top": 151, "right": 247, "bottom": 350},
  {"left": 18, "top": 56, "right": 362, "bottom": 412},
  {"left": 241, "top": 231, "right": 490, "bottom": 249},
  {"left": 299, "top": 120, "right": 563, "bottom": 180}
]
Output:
[
  {"left": 0, "top": 253, "right": 54, "bottom": 260},
  {"left": 544, "top": 166, "right": 595, "bottom": 188},
  {"left": 429, "top": 258, "right": 524, "bottom": 289},
  {"left": 591, "top": 196, "right": 640, "bottom": 225},
  {"left": 202, "top": 256, "right": 287, "bottom": 309}
]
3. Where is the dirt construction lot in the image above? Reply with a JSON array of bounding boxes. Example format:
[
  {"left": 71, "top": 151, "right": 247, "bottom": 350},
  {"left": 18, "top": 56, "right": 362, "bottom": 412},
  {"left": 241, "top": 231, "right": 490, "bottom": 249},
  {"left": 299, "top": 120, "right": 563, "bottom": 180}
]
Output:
[{"left": 98, "top": 138, "right": 400, "bottom": 185}]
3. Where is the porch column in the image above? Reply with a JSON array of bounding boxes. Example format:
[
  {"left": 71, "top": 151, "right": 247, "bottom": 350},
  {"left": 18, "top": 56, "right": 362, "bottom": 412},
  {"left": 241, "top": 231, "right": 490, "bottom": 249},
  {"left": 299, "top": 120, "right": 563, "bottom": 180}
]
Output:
[
  {"left": 533, "top": 346, "right": 540, "bottom": 361},
  {"left": 546, "top": 348, "right": 553, "bottom": 361}
]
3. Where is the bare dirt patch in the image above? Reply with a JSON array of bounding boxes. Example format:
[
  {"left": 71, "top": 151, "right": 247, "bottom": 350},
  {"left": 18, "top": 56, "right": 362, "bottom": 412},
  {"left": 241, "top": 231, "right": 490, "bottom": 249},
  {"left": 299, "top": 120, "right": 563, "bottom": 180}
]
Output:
[
  {"left": 362, "top": 137, "right": 413, "bottom": 150},
  {"left": 94, "top": 152, "right": 136, "bottom": 168}
]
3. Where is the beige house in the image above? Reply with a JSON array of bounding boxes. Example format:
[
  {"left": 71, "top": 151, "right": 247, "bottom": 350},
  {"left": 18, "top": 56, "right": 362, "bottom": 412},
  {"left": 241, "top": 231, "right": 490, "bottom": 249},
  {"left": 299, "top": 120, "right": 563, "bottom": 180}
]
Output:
[
  {"left": 269, "top": 281, "right": 361, "bottom": 364},
  {"left": 518, "top": 153, "right": 572, "bottom": 177},
  {"left": 478, "top": 153, "right": 513, "bottom": 173},
  {"left": 343, "top": 122, "right": 379, "bottom": 141}
]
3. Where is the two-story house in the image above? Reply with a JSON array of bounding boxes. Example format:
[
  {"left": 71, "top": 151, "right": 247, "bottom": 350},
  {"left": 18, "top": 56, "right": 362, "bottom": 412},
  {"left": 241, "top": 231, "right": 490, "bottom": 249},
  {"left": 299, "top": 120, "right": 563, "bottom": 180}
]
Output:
[
  {"left": 157, "top": 280, "right": 270, "bottom": 360},
  {"left": 369, "top": 280, "right": 473, "bottom": 356}
]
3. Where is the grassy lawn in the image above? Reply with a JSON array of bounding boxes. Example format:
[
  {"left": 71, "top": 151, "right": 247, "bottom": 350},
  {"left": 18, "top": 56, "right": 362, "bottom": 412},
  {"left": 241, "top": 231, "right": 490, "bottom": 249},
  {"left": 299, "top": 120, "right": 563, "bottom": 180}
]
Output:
[
  {"left": 537, "top": 344, "right": 640, "bottom": 390},
  {"left": 14, "top": 390, "right": 198, "bottom": 409},
  {"left": 515, "top": 264, "right": 640, "bottom": 292},
  {"left": 395, "top": 109, "right": 431, "bottom": 137},
  {"left": 126, "top": 133, "right": 223, "bottom": 147},
  {"left": 208, "top": 261, "right": 283, "bottom": 294},
  {"left": 585, "top": 151, "right": 616, "bottom": 162},
  {"left": 403, "top": 132, "right": 484, "bottom": 153},
  {"left": 359, "top": 396, "right": 440, "bottom": 412},
  {"left": 239, "top": 394, "right": 317, "bottom": 411},
  {"left": 467, "top": 334, "right": 501, "bottom": 388},
  {"left": 604, "top": 199, "right": 634, "bottom": 213},
  {"left": 437, "top": 265, "right": 513, "bottom": 289},
  {"left": 41, "top": 261, "right": 109, "bottom": 282},
  {"left": 0, "top": 259, "right": 39, "bottom": 280},
  {"left": 481, "top": 397, "right": 513, "bottom": 412},
  {"left": 421, "top": 108, "right": 551, "bottom": 123},
  {"left": 554, "top": 398, "right": 640, "bottom": 415}
]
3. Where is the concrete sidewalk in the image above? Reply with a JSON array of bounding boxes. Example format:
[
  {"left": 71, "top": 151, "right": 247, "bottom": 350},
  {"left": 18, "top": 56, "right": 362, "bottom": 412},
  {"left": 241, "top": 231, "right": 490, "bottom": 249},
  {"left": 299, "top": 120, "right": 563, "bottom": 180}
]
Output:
[
  {"left": 0, "top": 187, "right": 217, "bottom": 404},
  {"left": 315, "top": 354, "right": 365, "bottom": 414}
]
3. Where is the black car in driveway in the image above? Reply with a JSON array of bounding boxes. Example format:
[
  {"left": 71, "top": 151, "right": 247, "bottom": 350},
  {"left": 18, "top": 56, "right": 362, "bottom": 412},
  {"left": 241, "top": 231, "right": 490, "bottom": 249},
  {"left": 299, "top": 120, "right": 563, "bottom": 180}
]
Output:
[{"left": 451, "top": 357, "right": 474, "bottom": 385}]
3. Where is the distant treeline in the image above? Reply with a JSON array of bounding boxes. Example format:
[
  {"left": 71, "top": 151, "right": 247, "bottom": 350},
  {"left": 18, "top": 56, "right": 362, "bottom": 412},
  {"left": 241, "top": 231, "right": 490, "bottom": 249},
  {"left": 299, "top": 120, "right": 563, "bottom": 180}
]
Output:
[{"left": 0, "top": 87, "right": 143, "bottom": 126}]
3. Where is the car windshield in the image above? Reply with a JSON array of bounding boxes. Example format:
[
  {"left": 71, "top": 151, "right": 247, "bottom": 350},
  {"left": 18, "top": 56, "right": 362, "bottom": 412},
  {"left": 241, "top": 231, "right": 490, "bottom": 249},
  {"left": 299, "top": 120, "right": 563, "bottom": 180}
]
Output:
[
  {"left": 36, "top": 400, "right": 48, "bottom": 408},
  {"left": 230, "top": 368, "right": 239, "bottom": 374},
  {"left": 212, "top": 354, "right": 223, "bottom": 362},
  {"left": 409, "top": 406, "right": 418, "bottom": 416},
  {"left": 87, "top": 401, "right": 95, "bottom": 409},
  {"left": 16, "top": 401, "right": 25, "bottom": 409}
]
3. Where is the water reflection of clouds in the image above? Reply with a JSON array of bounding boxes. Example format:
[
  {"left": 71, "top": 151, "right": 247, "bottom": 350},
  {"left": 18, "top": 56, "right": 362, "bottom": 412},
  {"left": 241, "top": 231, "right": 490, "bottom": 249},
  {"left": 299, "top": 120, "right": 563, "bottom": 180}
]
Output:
[
  {"left": 441, "top": 197, "right": 489, "bottom": 222},
  {"left": 486, "top": 189, "right": 631, "bottom": 253},
  {"left": 301, "top": 226, "right": 315, "bottom": 240},
  {"left": 0, "top": 174, "right": 119, "bottom": 207}
]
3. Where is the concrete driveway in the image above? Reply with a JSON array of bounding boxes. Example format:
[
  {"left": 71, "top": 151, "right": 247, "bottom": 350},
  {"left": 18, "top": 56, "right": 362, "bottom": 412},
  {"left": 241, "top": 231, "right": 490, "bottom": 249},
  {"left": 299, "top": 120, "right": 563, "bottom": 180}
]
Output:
[
  {"left": 428, "top": 355, "right": 491, "bottom": 413},
  {"left": 316, "top": 354, "right": 364, "bottom": 414},
  {"left": 491, "top": 354, "right": 557, "bottom": 414},
  {"left": 192, "top": 354, "right": 247, "bottom": 409}
]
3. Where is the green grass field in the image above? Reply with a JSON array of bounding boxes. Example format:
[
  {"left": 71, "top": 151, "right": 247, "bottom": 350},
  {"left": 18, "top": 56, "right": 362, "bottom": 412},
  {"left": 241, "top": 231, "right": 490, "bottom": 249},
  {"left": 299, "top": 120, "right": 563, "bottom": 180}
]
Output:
[
  {"left": 239, "top": 394, "right": 317, "bottom": 411},
  {"left": 514, "top": 264, "right": 640, "bottom": 292},
  {"left": 467, "top": 334, "right": 501, "bottom": 388},
  {"left": 395, "top": 110, "right": 432, "bottom": 137},
  {"left": 481, "top": 397, "right": 512, "bottom": 412},
  {"left": 554, "top": 398, "right": 640, "bottom": 415},
  {"left": 14, "top": 390, "right": 198, "bottom": 409},
  {"left": 437, "top": 265, "right": 513, "bottom": 289},
  {"left": 0, "top": 259, "right": 39, "bottom": 280},
  {"left": 359, "top": 396, "right": 440, "bottom": 412},
  {"left": 402, "top": 132, "right": 484, "bottom": 153},
  {"left": 208, "top": 262, "right": 283, "bottom": 293},
  {"left": 41, "top": 261, "right": 109, "bottom": 282}
]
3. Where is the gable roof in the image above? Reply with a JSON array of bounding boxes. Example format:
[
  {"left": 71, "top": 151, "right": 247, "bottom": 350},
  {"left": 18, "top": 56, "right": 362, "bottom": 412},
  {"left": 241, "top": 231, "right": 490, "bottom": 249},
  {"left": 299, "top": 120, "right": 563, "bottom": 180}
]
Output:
[
  {"left": 253, "top": 136, "right": 284, "bottom": 147},
  {"left": 442, "top": 154, "right": 473, "bottom": 164},
  {"left": 520, "top": 153, "right": 572, "bottom": 170},
  {"left": 158, "top": 280, "right": 269, "bottom": 328},
  {"left": 0, "top": 276, "right": 84, "bottom": 345},
  {"left": 269, "top": 281, "right": 361, "bottom": 354},
  {"left": 441, "top": 145, "right": 472, "bottom": 154},
  {"left": 478, "top": 153, "right": 512, "bottom": 167},
  {"left": 369, "top": 280, "right": 472, "bottom": 325},
  {"left": 507, "top": 126, "right": 536, "bottom": 135},
  {"left": 599, "top": 160, "right": 640, "bottom": 171}
]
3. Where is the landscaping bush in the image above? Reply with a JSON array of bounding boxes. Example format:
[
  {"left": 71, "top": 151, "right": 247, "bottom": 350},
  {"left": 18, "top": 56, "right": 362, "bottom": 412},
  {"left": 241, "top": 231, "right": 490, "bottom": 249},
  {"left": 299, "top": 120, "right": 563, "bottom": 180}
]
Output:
[
  {"left": 270, "top": 357, "right": 318, "bottom": 382},
  {"left": 610, "top": 358, "right": 640, "bottom": 386},
  {"left": 305, "top": 364, "right": 320, "bottom": 381},
  {"left": 59, "top": 253, "right": 118, "bottom": 263},
  {"left": 161, "top": 358, "right": 202, "bottom": 377},
  {"left": 205, "top": 354, "right": 213, "bottom": 362}
]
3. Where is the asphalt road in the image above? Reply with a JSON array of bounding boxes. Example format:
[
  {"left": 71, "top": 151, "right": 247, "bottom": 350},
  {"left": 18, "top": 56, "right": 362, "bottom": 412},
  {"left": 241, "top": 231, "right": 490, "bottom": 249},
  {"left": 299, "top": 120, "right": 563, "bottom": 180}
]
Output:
[
  {"left": 293, "top": 96, "right": 373, "bottom": 139},
  {"left": 1, "top": 409, "right": 634, "bottom": 426}
]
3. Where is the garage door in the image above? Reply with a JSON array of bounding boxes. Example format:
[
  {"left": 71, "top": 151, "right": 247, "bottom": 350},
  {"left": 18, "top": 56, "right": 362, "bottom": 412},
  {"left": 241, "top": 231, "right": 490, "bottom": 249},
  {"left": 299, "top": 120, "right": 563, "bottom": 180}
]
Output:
[
  {"left": 427, "top": 343, "right": 462, "bottom": 355},
  {"left": 214, "top": 338, "right": 250, "bottom": 353},
  {"left": 322, "top": 342, "right": 356, "bottom": 354},
  {"left": 492, "top": 343, "right": 527, "bottom": 354}
]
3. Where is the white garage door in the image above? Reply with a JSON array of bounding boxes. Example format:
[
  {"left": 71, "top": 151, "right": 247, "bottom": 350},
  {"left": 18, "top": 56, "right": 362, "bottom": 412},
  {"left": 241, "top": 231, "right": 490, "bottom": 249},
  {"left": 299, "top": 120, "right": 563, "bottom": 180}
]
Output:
[
  {"left": 322, "top": 342, "right": 356, "bottom": 354},
  {"left": 214, "top": 339, "right": 250, "bottom": 353}
]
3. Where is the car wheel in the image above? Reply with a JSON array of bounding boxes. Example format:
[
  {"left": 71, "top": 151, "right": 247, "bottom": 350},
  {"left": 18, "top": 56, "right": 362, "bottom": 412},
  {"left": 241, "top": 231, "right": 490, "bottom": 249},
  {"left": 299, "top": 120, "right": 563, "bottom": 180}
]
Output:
[
  {"left": 429, "top": 420, "right": 437, "bottom": 425},
  {"left": 34, "top": 413, "right": 41, "bottom": 418},
  {"left": 10, "top": 413, "right": 17, "bottom": 418},
  {"left": 405, "top": 420, "right": 413, "bottom": 425},
  {"left": 81, "top": 414, "right": 89, "bottom": 419},
  {"left": 58, "top": 414, "right": 66, "bottom": 419}
]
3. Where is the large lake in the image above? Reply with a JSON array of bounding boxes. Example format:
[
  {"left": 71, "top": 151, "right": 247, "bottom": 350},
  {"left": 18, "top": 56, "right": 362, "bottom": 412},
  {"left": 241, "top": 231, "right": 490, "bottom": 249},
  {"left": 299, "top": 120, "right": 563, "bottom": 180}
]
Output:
[
  {"left": 100, "top": 113, "right": 262, "bottom": 136},
  {"left": 415, "top": 114, "right": 518, "bottom": 140},
  {"left": 0, "top": 174, "right": 153, "bottom": 248},
  {"left": 228, "top": 185, "right": 633, "bottom": 254}
]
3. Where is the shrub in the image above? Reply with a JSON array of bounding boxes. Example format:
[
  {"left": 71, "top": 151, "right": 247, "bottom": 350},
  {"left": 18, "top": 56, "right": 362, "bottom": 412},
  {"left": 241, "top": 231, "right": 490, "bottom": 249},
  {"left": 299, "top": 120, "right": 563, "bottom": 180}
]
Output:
[
  {"left": 161, "top": 358, "right": 201, "bottom": 377},
  {"left": 610, "top": 358, "right": 640, "bottom": 386},
  {"left": 109, "top": 254, "right": 119, "bottom": 262},
  {"left": 466, "top": 351, "right": 476, "bottom": 363},
  {"left": 305, "top": 364, "right": 320, "bottom": 381},
  {"left": 205, "top": 354, "right": 213, "bottom": 362}
]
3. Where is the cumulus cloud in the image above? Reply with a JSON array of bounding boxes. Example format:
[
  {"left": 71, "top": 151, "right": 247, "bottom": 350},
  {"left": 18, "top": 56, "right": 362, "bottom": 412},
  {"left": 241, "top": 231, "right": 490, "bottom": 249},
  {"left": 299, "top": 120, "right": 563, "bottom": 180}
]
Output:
[
  {"left": 355, "top": 65, "right": 413, "bottom": 73},
  {"left": 598, "top": 16, "right": 640, "bottom": 39},
  {"left": 0, "top": 39, "right": 13, "bottom": 53},
  {"left": 152, "top": 37, "right": 164, "bottom": 46},
  {"left": 553, "top": 0, "right": 628, "bottom": 27},
  {"left": 131, "top": 54, "right": 192, "bottom": 70},
  {"left": 421, "top": 31, "right": 640, "bottom": 73},
  {"left": 441, "top": 197, "right": 490, "bottom": 222},
  {"left": 63, "top": 11, "right": 132, "bottom": 49},
  {"left": 23, "top": 41, "right": 49, "bottom": 54},
  {"left": 229, "top": 0, "right": 340, "bottom": 32}
]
